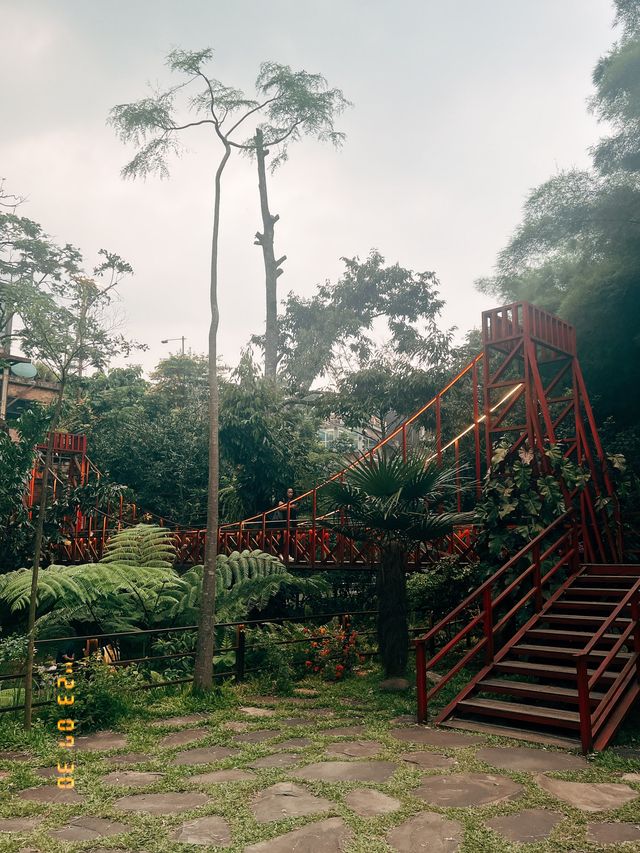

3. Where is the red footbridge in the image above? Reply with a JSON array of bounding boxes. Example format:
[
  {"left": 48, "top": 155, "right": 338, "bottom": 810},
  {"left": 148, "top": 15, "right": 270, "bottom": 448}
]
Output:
[{"left": 30, "top": 302, "right": 639, "bottom": 751}]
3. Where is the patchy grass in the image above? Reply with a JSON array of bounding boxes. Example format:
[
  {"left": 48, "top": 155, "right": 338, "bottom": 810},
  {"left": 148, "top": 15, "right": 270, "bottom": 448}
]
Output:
[{"left": 0, "top": 668, "right": 639, "bottom": 851}]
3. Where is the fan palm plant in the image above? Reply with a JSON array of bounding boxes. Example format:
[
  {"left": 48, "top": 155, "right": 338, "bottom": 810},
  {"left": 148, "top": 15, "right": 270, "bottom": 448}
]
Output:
[{"left": 325, "top": 452, "right": 473, "bottom": 680}]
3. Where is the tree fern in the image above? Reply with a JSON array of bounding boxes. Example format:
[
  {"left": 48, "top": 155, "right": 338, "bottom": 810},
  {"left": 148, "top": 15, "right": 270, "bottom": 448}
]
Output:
[{"left": 0, "top": 526, "right": 327, "bottom": 637}]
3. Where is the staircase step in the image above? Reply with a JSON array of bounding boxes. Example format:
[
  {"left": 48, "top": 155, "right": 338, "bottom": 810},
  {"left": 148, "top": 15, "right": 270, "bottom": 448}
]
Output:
[
  {"left": 526, "top": 629, "right": 624, "bottom": 644},
  {"left": 441, "top": 718, "right": 580, "bottom": 750},
  {"left": 493, "top": 660, "right": 619, "bottom": 682},
  {"left": 565, "top": 587, "right": 630, "bottom": 598},
  {"left": 551, "top": 600, "right": 624, "bottom": 613},
  {"left": 541, "top": 613, "right": 631, "bottom": 628},
  {"left": 511, "top": 644, "right": 632, "bottom": 661},
  {"left": 479, "top": 678, "right": 605, "bottom": 705},
  {"left": 583, "top": 564, "right": 640, "bottom": 577},
  {"left": 456, "top": 697, "right": 580, "bottom": 729},
  {"left": 574, "top": 575, "right": 638, "bottom": 585}
]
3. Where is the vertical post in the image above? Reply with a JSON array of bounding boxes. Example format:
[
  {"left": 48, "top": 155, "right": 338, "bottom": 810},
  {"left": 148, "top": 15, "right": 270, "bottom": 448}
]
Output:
[
  {"left": 533, "top": 542, "right": 542, "bottom": 612},
  {"left": 483, "top": 585, "right": 494, "bottom": 664},
  {"left": 235, "top": 624, "right": 246, "bottom": 682},
  {"left": 455, "top": 439, "right": 461, "bottom": 513},
  {"left": 311, "top": 488, "right": 317, "bottom": 569},
  {"left": 416, "top": 640, "right": 428, "bottom": 723},
  {"left": 261, "top": 512, "right": 267, "bottom": 553},
  {"left": 472, "top": 360, "right": 482, "bottom": 497},
  {"left": 570, "top": 520, "right": 580, "bottom": 575},
  {"left": 435, "top": 395, "right": 442, "bottom": 464},
  {"left": 285, "top": 503, "right": 290, "bottom": 566},
  {"left": 575, "top": 653, "right": 593, "bottom": 753},
  {"left": 632, "top": 592, "right": 640, "bottom": 683}
]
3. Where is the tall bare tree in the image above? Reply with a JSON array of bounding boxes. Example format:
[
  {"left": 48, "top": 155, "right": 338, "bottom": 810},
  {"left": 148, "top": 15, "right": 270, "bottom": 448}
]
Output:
[
  {"left": 109, "top": 50, "right": 349, "bottom": 689},
  {"left": 248, "top": 64, "right": 350, "bottom": 378}
]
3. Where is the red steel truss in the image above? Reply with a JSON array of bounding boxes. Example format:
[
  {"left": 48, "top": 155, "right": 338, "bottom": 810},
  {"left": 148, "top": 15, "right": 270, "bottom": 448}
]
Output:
[{"left": 37, "top": 301, "right": 620, "bottom": 567}]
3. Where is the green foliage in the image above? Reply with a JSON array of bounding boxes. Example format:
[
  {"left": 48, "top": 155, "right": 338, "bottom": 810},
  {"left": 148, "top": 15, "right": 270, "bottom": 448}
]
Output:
[
  {"left": 407, "top": 555, "right": 485, "bottom": 623},
  {"left": 475, "top": 444, "right": 588, "bottom": 560},
  {"left": 0, "top": 526, "right": 328, "bottom": 644},
  {"left": 0, "top": 634, "right": 28, "bottom": 670},
  {"left": 324, "top": 451, "right": 473, "bottom": 546},
  {"left": 277, "top": 251, "right": 453, "bottom": 393},
  {"left": 478, "top": 2, "right": 640, "bottom": 463},
  {"left": 42, "top": 654, "right": 145, "bottom": 730},
  {"left": 0, "top": 406, "right": 49, "bottom": 571},
  {"left": 100, "top": 524, "right": 176, "bottom": 570}
]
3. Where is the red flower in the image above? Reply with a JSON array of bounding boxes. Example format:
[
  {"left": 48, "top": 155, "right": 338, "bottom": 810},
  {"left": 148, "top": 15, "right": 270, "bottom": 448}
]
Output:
[{"left": 305, "top": 660, "right": 312, "bottom": 667}]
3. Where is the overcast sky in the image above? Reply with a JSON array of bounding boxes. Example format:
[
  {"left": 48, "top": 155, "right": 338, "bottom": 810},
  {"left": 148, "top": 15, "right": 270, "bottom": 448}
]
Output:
[{"left": 1, "top": 0, "right": 616, "bottom": 376}]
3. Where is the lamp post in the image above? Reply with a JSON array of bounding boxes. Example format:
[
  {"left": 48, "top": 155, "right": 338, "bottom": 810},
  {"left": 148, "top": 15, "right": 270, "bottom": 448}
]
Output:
[{"left": 161, "top": 336, "right": 186, "bottom": 355}]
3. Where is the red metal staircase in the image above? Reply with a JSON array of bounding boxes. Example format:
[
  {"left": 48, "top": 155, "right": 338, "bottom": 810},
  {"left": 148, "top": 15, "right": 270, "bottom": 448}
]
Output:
[{"left": 415, "top": 523, "right": 640, "bottom": 751}]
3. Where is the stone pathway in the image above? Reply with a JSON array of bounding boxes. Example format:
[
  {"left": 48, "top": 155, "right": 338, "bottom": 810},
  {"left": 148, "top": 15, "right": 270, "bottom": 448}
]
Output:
[{"left": 2, "top": 693, "right": 640, "bottom": 851}]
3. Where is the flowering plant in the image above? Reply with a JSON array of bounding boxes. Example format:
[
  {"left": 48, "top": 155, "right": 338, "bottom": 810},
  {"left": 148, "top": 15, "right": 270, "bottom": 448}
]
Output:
[{"left": 303, "top": 616, "right": 360, "bottom": 680}]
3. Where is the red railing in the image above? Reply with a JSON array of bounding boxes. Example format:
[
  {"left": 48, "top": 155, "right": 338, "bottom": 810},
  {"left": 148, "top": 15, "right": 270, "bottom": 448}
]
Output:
[
  {"left": 415, "top": 511, "right": 579, "bottom": 723},
  {"left": 574, "top": 573, "right": 640, "bottom": 752}
]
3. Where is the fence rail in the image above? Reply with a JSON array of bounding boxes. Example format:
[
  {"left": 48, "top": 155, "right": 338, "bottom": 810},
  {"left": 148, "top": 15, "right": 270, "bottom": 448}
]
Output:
[{"left": 0, "top": 610, "right": 379, "bottom": 715}]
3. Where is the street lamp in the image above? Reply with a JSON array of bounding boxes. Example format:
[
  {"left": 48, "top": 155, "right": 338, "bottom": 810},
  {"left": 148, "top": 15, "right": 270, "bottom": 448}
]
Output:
[{"left": 161, "top": 336, "right": 186, "bottom": 355}]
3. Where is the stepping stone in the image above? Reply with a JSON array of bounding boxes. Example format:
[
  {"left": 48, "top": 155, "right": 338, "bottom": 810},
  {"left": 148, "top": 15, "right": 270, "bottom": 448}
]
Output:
[
  {"left": 105, "top": 752, "right": 152, "bottom": 765},
  {"left": 414, "top": 772, "right": 523, "bottom": 807},
  {"left": 587, "top": 822, "right": 640, "bottom": 844},
  {"left": 401, "top": 751, "right": 455, "bottom": 770},
  {"left": 390, "top": 727, "right": 482, "bottom": 748},
  {"left": 387, "top": 812, "right": 463, "bottom": 852},
  {"left": 326, "top": 740, "right": 382, "bottom": 758},
  {"left": 279, "top": 717, "right": 311, "bottom": 727},
  {"left": 150, "top": 713, "right": 206, "bottom": 728},
  {"left": 245, "top": 817, "right": 351, "bottom": 853},
  {"left": 251, "top": 781, "right": 332, "bottom": 823},
  {"left": 622, "top": 773, "right": 640, "bottom": 783},
  {"left": 322, "top": 725, "right": 366, "bottom": 737},
  {"left": 345, "top": 788, "right": 400, "bottom": 816},
  {"left": 171, "top": 815, "right": 231, "bottom": 846},
  {"left": 276, "top": 737, "right": 313, "bottom": 749},
  {"left": 294, "top": 760, "right": 398, "bottom": 783},
  {"left": 18, "top": 785, "right": 84, "bottom": 804},
  {"left": 232, "top": 729, "right": 279, "bottom": 744},
  {"left": 477, "top": 746, "right": 587, "bottom": 772},
  {"left": 223, "top": 720, "right": 250, "bottom": 732},
  {"left": 486, "top": 809, "right": 563, "bottom": 843},
  {"left": 536, "top": 775, "right": 639, "bottom": 812},
  {"left": 250, "top": 752, "right": 302, "bottom": 769},
  {"left": 0, "top": 816, "right": 43, "bottom": 833},
  {"left": 160, "top": 727, "right": 208, "bottom": 748},
  {"left": 34, "top": 766, "right": 58, "bottom": 779},
  {"left": 50, "top": 816, "right": 130, "bottom": 842},
  {"left": 114, "top": 791, "right": 209, "bottom": 814},
  {"left": 612, "top": 746, "right": 640, "bottom": 760},
  {"left": 391, "top": 714, "right": 417, "bottom": 725},
  {"left": 293, "top": 688, "right": 320, "bottom": 697},
  {"left": 74, "top": 731, "right": 127, "bottom": 751},
  {"left": 0, "top": 751, "right": 30, "bottom": 761},
  {"left": 172, "top": 746, "right": 240, "bottom": 766},
  {"left": 240, "top": 706, "right": 277, "bottom": 718},
  {"left": 188, "top": 769, "right": 255, "bottom": 784},
  {"left": 0, "top": 771, "right": 9, "bottom": 780},
  {"left": 101, "top": 770, "right": 164, "bottom": 787}
]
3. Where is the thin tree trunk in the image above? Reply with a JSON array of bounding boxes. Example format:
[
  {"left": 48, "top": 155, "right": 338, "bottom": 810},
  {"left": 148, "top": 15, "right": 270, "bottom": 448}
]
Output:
[
  {"left": 377, "top": 541, "right": 408, "bottom": 678},
  {"left": 24, "top": 383, "right": 65, "bottom": 729},
  {"left": 254, "top": 129, "right": 285, "bottom": 380},
  {"left": 193, "top": 142, "right": 231, "bottom": 691}
]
